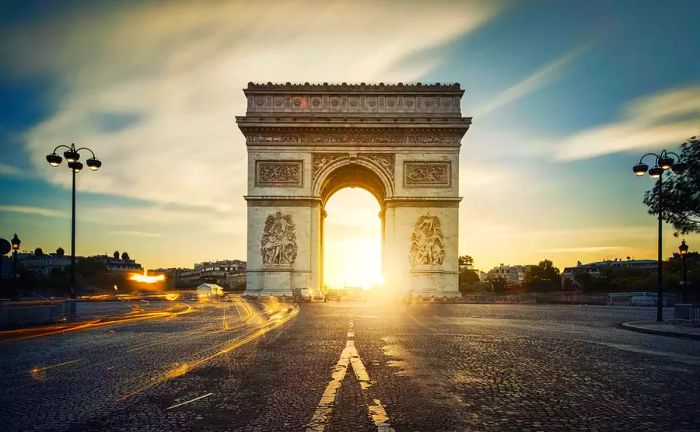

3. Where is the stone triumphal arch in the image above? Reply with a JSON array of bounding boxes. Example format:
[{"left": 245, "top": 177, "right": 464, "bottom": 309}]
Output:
[{"left": 236, "top": 82, "right": 471, "bottom": 297}]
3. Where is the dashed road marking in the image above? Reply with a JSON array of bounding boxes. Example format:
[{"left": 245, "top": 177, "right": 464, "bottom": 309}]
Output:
[{"left": 306, "top": 321, "right": 394, "bottom": 432}]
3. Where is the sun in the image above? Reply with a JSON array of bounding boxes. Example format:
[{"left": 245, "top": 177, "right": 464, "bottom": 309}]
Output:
[{"left": 323, "top": 188, "right": 384, "bottom": 290}]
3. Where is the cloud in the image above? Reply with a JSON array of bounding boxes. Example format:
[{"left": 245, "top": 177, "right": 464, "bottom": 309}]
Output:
[
  {"left": 1, "top": 0, "right": 502, "bottom": 212},
  {"left": 473, "top": 44, "right": 591, "bottom": 119},
  {"left": 557, "top": 85, "right": 700, "bottom": 160},
  {"left": 0, "top": 163, "right": 22, "bottom": 177},
  {"left": 0, "top": 205, "right": 67, "bottom": 218}
]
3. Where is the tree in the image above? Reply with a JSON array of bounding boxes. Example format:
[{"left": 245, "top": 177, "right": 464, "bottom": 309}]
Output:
[
  {"left": 34, "top": 247, "right": 44, "bottom": 256},
  {"left": 458, "top": 255, "right": 474, "bottom": 267},
  {"left": 643, "top": 138, "right": 699, "bottom": 235},
  {"left": 458, "top": 268, "right": 480, "bottom": 295},
  {"left": 121, "top": 251, "right": 130, "bottom": 261},
  {"left": 113, "top": 250, "right": 120, "bottom": 259},
  {"left": 56, "top": 247, "right": 65, "bottom": 256},
  {"left": 522, "top": 259, "right": 561, "bottom": 292},
  {"left": 490, "top": 277, "right": 509, "bottom": 293}
]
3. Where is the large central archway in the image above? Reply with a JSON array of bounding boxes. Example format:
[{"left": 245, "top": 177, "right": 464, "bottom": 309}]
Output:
[
  {"left": 322, "top": 187, "right": 382, "bottom": 290},
  {"left": 318, "top": 162, "right": 388, "bottom": 292},
  {"left": 237, "top": 82, "right": 471, "bottom": 297}
]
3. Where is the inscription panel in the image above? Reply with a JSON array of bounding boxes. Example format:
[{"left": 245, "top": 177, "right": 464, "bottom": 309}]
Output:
[
  {"left": 404, "top": 161, "right": 451, "bottom": 187},
  {"left": 255, "top": 160, "right": 303, "bottom": 187}
]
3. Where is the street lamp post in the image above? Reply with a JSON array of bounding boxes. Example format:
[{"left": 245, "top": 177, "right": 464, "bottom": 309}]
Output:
[
  {"left": 11, "top": 233, "right": 20, "bottom": 283},
  {"left": 632, "top": 149, "right": 688, "bottom": 322},
  {"left": 46, "top": 143, "right": 101, "bottom": 317},
  {"left": 679, "top": 239, "right": 689, "bottom": 303}
]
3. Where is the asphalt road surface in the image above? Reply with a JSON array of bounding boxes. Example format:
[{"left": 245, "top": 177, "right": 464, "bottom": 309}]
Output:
[{"left": 1, "top": 299, "right": 699, "bottom": 432}]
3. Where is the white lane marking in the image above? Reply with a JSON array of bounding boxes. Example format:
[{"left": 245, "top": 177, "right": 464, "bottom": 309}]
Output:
[
  {"left": 166, "top": 392, "right": 214, "bottom": 410},
  {"left": 306, "top": 321, "right": 394, "bottom": 432}
]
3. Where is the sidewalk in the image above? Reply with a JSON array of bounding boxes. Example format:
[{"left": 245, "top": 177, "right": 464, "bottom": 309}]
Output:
[{"left": 622, "top": 321, "right": 700, "bottom": 341}]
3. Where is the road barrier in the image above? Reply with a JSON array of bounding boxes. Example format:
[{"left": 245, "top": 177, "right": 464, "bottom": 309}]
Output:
[
  {"left": 0, "top": 300, "right": 72, "bottom": 327},
  {"left": 674, "top": 304, "right": 700, "bottom": 326}
]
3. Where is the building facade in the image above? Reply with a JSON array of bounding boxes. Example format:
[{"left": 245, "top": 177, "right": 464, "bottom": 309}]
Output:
[
  {"left": 237, "top": 82, "right": 471, "bottom": 297},
  {"left": 486, "top": 264, "right": 527, "bottom": 286}
]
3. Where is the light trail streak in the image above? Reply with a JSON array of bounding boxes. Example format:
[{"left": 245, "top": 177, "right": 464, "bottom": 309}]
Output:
[
  {"left": 166, "top": 392, "right": 214, "bottom": 410},
  {"left": 222, "top": 306, "right": 229, "bottom": 330},
  {"left": 118, "top": 301, "right": 299, "bottom": 401},
  {"left": 30, "top": 359, "right": 84, "bottom": 381},
  {"left": 0, "top": 303, "right": 194, "bottom": 343}
]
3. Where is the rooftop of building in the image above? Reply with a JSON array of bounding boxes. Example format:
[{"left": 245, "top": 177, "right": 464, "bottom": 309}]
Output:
[{"left": 244, "top": 82, "right": 463, "bottom": 94}]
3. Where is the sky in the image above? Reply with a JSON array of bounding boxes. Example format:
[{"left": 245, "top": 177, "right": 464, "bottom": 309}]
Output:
[{"left": 1, "top": 0, "right": 699, "bottom": 279}]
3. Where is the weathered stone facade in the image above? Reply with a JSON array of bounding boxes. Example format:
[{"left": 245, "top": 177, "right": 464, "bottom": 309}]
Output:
[{"left": 237, "top": 82, "right": 470, "bottom": 297}]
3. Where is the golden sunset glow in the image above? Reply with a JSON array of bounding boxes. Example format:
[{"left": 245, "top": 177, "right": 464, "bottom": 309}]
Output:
[
  {"left": 323, "top": 188, "right": 384, "bottom": 290},
  {"left": 129, "top": 270, "right": 165, "bottom": 284}
]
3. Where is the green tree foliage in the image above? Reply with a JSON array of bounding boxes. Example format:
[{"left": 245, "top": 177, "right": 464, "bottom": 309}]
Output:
[
  {"left": 56, "top": 247, "right": 65, "bottom": 256},
  {"left": 522, "top": 259, "right": 561, "bottom": 292},
  {"left": 490, "top": 276, "right": 508, "bottom": 293},
  {"left": 643, "top": 138, "right": 699, "bottom": 234},
  {"left": 458, "top": 255, "right": 474, "bottom": 267},
  {"left": 75, "top": 257, "right": 109, "bottom": 281},
  {"left": 113, "top": 250, "right": 120, "bottom": 259},
  {"left": 121, "top": 251, "right": 130, "bottom": 261},
  {"left": 458, "top": 268, "right": 480, "bottom": 295}
]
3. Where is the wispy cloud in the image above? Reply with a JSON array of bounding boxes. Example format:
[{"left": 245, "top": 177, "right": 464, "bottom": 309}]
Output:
[
  {"left": 1, "top": 0, "right": 502, "bottom": 211},
  {"left": 0, "top": 205, "right": 67, "bottom": 218},
  {"left": 557, "top": 85, "right": 700, "bottom": 160},
  {"left": 473, "top": 44, "right": 591, "bottom": 119},
  {"left": 0, "top": 163, "right": 22, "bottom": 177}
]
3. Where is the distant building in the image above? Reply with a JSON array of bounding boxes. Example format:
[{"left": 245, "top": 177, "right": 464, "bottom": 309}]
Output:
[
  {"left": 90, "top": 255, "right": 143, "bottom": 272},
  {"left": 561, "top": 258, "right": 657, "bottom": 287},
  {"left": 16, "top": 251, "right": 71, "bottom": 275},
  {"left": 175, "top": 259, "right": 246, "bottom": 288},
  {"left": 487, "top": 264, "right": 527, "bottom": 286}
]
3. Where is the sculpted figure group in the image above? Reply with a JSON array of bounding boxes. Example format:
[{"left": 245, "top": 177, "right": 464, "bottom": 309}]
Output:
[
  {"left": 261, "top": 212, "right": 298, "bottom": 265},
  {"left": 409, "top": 215, "right": 446, "bottom": 268}
]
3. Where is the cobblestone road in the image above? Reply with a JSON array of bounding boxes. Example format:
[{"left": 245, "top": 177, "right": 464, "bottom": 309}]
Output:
[{"left": 1, "top": 300, "right": 699, "bottom": 431}]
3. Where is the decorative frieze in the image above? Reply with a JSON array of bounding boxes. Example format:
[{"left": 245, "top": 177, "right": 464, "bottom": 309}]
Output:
[
  {"left": 261, "top": 212, "right": 298, "bottom": 265},
  {"left": 312, "top": 153, "right": 348, "bottom": 179},
  {"left": 404, "top": 161, "right": 451, "bottom": 187},
  {"left": 246, "top": 94, "right": 461, "bottom": 115},
  {"left": 409, "top": 215, "right": 445, "bottom": 268},
  {"left": 255, "top": 160, "right": 303, "bottom": 187},
  {"left": 247, "top": 132, "right": 461, "bottom": 146}
]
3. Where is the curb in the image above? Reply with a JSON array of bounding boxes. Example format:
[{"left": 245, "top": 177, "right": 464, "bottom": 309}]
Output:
[{"left": 621, "top": 321, "right": 700, "bottom": 341}]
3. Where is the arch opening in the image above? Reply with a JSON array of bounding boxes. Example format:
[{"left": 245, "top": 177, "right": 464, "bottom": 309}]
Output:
[
  {"left": 319, "top": 162, "right": 387, "bottom": 207},
  {"left": 322, "top": 187, "right": 383, "bottom": 291}
]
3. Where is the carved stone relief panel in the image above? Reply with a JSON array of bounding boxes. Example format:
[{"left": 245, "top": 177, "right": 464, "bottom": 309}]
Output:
[
  {"left": 261, "top": 211, "right": 298, "bottom": 265},
  {"left": 404, "top": 161, "right": 451, "bottom": 187},
  {"left": 409, "top": 215, "right": 445, "bottom": 268},
  {"left": 255, "top": 160, "right": 303, "bottom": 187},
  {"left": 312, "top": 153, "right": 349, "bottom": 180},
  {"left": 359, "top": 153, "right": 394, "bottom": 176}
]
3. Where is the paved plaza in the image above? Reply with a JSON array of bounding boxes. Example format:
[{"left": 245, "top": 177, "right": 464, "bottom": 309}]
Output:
[{"left": 1, "top": 299, "right": 699, "bottom": 432}]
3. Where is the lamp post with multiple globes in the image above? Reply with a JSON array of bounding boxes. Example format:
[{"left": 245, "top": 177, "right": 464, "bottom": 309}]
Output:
[
  {"left": 46, "top": 144, "right": 101, "bottom": 316},
  {"left": 632, "top": 149, "right": 688, "bottom": 322}
]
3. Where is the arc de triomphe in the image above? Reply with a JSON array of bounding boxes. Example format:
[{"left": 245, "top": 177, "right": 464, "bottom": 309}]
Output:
[{"left": 236, "top": 82, "right": 471, "bottom": 297}]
